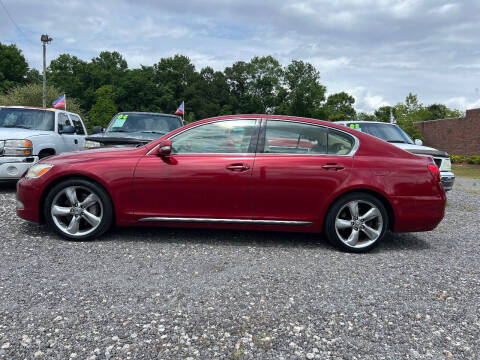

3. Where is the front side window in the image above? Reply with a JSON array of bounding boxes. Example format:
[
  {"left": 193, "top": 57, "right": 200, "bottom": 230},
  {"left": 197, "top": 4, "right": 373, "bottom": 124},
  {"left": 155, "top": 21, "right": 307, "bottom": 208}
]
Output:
[
  {"left": 263, "top": 120, "right": 328, "bottom": 154},
  {"left": 0, "top": 108, "right": 54, "bottom": 131},
  {"left": 171, "top": 120, "right": 256, "bottom": 154},
  {"left": 58, "top": 113, "right": 72, "bottom": 132},
  {"left": 69, "top": 114, "right": 85, "bottom": 135}
]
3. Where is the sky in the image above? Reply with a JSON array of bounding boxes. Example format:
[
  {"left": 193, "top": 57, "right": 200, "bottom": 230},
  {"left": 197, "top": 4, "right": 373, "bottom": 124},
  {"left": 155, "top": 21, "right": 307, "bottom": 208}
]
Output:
[{"left": 1, "top": 0, "right": 480, "bottom": 113}]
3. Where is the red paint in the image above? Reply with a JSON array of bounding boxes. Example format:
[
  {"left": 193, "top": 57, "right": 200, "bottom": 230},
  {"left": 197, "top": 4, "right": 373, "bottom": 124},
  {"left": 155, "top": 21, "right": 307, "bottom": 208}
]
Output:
[{"left": 16, "top": 115, "right": 446, "bottom": 235}]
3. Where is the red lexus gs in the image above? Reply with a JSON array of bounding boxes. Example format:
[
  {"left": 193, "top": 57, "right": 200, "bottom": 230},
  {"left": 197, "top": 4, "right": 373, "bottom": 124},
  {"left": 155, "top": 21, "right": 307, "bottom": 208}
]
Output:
[{"left": 16, "top": 115, "right": 446, "bottom": 252}]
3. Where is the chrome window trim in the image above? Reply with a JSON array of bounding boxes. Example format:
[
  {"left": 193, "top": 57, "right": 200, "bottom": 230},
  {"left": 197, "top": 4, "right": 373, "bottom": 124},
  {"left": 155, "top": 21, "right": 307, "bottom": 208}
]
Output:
[
  {"left": 261, "top": 119, "right": 360, "bottom": 157},
  {"left": 147, "top": 118, "right": 260, "bottom": 156},
  {"left": 138, "top": 217, "right": 312, "bottom": 226}
]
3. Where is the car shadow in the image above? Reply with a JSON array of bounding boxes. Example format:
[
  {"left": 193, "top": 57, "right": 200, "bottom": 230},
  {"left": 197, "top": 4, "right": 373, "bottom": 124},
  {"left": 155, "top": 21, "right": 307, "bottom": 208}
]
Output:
[
  {"left": 96, "top": 226, "right": 431, "bottom": 252},
  {"left": 0, "top": 181, "right": 17, "bottom": 192}
]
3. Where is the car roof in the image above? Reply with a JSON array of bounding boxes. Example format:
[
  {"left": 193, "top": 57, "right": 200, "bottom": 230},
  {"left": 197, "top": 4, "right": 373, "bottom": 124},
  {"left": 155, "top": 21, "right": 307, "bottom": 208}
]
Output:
[
  {"left": 118, "top": 112, "right": 181, "bottom": 118},
  {"left": 335, "top": 120, "right": 397, "bottom": 125},
  {"left": 0, "top": 105, "right": 56, "bottom": 112}
]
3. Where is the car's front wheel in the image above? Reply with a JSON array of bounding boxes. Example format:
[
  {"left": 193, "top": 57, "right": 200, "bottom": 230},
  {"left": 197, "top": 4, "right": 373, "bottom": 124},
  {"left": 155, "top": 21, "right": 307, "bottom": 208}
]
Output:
[
  {"left": 44, "top": 178, "right": 113, "bottom": 240},
  {"left": 324, "top": 192, "right": 388, "bottom": 253}
]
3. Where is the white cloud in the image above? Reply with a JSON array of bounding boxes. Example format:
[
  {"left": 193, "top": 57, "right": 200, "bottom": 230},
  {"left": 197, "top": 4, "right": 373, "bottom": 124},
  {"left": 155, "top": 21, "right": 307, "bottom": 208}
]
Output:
[{"left": 445, "top": 97, "right": 480, "bottom": 111}]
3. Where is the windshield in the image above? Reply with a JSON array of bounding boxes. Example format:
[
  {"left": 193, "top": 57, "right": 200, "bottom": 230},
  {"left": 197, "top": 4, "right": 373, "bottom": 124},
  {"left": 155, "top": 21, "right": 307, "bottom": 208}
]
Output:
[
  {"left": 345, "top": 122, "right": 414, "bottom": 144},
  {"left": 106, "top": 113, "right": 182, "bottom": 134},
  {"left": 0, "top": 108, "right": 55, "bottom": 131}
]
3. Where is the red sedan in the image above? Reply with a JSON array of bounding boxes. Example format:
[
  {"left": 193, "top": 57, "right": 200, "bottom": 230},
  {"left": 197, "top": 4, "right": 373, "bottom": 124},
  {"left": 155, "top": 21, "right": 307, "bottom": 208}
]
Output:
[{"left": 16, "top": 115, "right": 446, "bottom": 252}]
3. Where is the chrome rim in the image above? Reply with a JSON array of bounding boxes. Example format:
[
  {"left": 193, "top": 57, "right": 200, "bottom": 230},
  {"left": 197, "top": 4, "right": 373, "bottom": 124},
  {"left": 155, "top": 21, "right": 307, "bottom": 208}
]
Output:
[
  {"left": 335, "top": 200, "right": 383, "bottom": 249},
  {"left": 50, "top": 186, "right": 103, "bottom": 237}
]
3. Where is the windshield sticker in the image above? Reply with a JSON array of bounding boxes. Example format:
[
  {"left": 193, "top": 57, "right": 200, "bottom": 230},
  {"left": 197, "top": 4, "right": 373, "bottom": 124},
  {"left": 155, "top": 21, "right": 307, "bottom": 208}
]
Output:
[
  {"left": 112, "top": 115, "right": 128, "bottom": 127},
  {"left": 349, "top": 123, "right": 361, "bottom": 131}
]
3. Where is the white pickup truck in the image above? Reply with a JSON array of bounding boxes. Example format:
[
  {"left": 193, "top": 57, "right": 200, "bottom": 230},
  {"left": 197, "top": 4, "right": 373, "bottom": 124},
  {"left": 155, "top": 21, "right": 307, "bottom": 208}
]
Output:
[{"left": 0, "top": 106, "right": 87, "bottom": 180}]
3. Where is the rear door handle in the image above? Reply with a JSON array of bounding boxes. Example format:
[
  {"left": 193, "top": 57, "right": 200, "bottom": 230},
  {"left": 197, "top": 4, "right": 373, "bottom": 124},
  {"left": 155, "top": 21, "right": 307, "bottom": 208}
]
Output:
[
  {"left": 321, "top": 163, "right": 344, "bottom": 171},
  {"left": 226, "top": 163, "right": 250, "bottom": 172}
]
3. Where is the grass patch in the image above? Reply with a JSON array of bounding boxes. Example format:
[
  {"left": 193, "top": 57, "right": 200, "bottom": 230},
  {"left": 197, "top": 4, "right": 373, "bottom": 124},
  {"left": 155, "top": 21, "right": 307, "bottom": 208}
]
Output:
[{"left": 452, "top": 164, "right": 480, "bottom": 179}]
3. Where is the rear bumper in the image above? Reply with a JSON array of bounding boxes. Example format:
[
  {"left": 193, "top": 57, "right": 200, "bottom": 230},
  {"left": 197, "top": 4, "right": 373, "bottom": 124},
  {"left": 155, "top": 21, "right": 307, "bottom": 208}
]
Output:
[
  {"left": 440, "top": 171, "right": 455, "bottom": 191},
  {"left": 391, "top": 192, "right": 446, "bottom": 232},
  {"left": 0, "top": 156, "right": 38, "bottom": 180}
]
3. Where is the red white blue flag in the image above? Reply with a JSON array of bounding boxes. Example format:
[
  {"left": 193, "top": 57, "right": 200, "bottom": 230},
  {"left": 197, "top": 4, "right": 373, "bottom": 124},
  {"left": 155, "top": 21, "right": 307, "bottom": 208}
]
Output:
[
  {"left": 52, "top": 94, "right": 66, "bottom": 108},
  {"left": 175, "top": 101, "right": 184, "bottom": 115}
]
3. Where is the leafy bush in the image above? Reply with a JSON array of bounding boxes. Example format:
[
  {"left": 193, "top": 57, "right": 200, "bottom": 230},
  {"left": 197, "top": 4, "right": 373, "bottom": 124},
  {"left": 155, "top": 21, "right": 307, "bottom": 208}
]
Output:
[{"left": 451, "top": 154, "right": 480, "bottom": 164}]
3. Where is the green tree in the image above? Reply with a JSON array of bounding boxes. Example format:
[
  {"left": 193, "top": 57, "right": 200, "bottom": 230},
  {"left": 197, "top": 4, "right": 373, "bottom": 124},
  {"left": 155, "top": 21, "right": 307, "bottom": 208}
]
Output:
[
  {"left": 0, "top": 83, "right": 86, "bottom": 119},
  {"left": 374, "top": 106, "right": 395, "bottom": 122},
  {"left": 356, "top": 112, "right": 376, "bottom": 121},
  {"left": 426, "top": 104, "right": 463, "bottom": 120},
  {"left": 278, "top": 60, "right": 326, "bottom": 118},
  {"left": 0, "top": 42, "right": 29, "bottom": 93},
  {"left": 322, "top": 91, "right": 356, "bottom": 121},
  {"left": 89, "top": 85, "right": 117, "bottom": 129}
]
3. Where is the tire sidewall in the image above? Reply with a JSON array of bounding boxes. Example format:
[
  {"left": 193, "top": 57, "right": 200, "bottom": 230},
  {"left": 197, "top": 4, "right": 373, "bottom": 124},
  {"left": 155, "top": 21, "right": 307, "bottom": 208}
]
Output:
[
  {"left": 325, "top": 192, "right": 388, "bottom": 253},
  {"left": 44, "top": 178, "right": 113, "bottom": 241}
]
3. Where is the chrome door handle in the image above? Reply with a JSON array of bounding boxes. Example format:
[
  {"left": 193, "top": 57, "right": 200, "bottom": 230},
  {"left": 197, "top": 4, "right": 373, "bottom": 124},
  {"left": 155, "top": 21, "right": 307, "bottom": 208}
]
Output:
[
  {"left": 226, "top": 163, "right": 250, "bottom": 172},
  {"left": 321, "top": 163, "right": 344, "bottom": 171}
]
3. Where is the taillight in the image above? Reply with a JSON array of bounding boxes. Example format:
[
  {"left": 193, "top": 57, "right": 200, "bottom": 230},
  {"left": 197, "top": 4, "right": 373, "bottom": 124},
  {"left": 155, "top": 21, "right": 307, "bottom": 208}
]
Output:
[{"left": 428, "top": 164, "right": 441, "bottom": 182}]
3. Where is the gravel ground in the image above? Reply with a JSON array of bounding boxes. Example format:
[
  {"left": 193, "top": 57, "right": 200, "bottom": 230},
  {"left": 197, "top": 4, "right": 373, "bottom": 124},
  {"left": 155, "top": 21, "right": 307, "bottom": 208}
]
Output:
[{"left": 0, "top": 178, "right": 479, "bottom": 360}]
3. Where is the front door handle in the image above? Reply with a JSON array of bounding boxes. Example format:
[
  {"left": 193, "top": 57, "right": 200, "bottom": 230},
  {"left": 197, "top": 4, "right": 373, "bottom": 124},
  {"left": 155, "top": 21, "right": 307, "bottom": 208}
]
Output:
[
  {"left": 321, "top": 163, "right": 344, "bottom": 171},
  {"left": 226, "top": 163, "right": 250, "bottom": 172}
]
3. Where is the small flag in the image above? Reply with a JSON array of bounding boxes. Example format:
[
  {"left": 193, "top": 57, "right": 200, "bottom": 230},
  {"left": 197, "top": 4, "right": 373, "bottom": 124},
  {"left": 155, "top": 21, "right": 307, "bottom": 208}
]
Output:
[
  {"left": 175, "top": 101, "right": 184, "bottom": 115},
  {"left": 52, "top": 94, "right": 66, "bottom": 108}
]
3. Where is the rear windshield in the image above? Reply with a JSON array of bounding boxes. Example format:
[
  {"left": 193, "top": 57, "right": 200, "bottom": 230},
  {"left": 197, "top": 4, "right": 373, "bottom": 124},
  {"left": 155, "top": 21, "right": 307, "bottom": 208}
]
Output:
[
  {"left": 106, "top": 113, "right": 182, "bottom": 135},
  {"left": 0, "top": 108, "right": 54, "bottom": 131},
  {"left": 345, "top": 122, "right": 413, "bottom": 144}
]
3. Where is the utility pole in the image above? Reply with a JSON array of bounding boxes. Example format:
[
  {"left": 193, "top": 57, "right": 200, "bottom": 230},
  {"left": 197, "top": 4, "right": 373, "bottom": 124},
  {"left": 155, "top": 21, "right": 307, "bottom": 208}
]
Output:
[{"left": 40, "top": 35, "right": 53, "bottom": 108}]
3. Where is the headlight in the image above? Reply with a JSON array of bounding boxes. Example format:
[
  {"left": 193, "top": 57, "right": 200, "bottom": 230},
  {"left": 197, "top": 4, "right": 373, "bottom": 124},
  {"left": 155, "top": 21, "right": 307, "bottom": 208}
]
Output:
[
  {"left": 3, "top": 139, "right": 33, "bottom": 156},
  {"left": 84, "top": 140, "right": 101, "bottom": 148},
  {"left": 25, "top": 164, "right": 53, "bottom": 179}
]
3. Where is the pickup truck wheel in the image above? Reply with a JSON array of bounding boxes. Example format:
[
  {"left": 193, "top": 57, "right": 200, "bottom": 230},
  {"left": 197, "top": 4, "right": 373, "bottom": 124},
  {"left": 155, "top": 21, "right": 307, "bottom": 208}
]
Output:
[
  {"left": 44, "top": 179, "right": 113, "bottom": 240},
  {"left": 324, "top": 192, "right": 388, "bottom": 253}
]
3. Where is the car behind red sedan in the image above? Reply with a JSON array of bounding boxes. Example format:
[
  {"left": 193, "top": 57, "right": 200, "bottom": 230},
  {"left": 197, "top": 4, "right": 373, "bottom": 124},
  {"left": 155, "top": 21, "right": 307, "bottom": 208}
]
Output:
[{"left": 16, "top": 115, "right": 446, "bottom": 252}]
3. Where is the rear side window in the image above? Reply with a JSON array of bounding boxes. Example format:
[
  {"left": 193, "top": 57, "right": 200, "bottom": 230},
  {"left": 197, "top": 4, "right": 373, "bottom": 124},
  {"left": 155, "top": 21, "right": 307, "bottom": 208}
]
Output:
[
  {"left": 263, "top": 120, "right": 328, "bottom": 154},
  {"left": 328, "top": 129, "right": 355, "bottom": 155},
  {"left": 69, "top": 114, "right": 85, "bottom": 135}
]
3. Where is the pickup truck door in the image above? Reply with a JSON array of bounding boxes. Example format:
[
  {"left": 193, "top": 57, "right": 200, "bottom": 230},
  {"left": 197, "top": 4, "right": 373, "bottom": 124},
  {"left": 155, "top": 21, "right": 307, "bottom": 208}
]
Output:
[
  {"left": 68, "top": 113, "right": 86, "bottom": 150},
  {"left": 57, "top": 112, "right": 79, "bottom": 152}
]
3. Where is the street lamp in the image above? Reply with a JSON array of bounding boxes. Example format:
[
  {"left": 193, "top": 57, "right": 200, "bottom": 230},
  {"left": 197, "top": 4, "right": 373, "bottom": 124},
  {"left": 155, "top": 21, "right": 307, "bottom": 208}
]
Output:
[{"left": 41, "top": 34, "right": 53, "bottom": 108}]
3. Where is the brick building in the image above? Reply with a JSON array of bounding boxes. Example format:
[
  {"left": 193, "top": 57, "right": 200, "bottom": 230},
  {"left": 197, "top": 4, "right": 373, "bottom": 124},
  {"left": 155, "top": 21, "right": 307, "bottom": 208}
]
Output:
[{"left": 414, "top": 108, "right": 480, "bottom": 156}]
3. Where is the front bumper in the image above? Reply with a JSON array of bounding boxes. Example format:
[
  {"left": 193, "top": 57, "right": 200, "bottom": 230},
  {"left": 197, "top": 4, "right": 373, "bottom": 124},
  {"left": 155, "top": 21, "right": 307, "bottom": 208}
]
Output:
[
  {"left": 0, "top": 156, "right": 38, "bottom": 180},
  {"left": 440, "top": 171, "right": 455, "bottom": 191}
]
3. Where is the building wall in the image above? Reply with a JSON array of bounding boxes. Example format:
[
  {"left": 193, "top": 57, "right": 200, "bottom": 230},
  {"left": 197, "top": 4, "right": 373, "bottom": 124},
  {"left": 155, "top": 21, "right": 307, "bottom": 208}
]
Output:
[{"left": 414, "top": 108, "right": 480, "bottom": 155}]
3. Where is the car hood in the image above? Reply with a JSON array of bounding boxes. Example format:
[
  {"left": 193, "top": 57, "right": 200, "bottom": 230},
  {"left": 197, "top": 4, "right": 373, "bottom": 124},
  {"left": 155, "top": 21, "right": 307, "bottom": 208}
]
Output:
[
  {"left": 86, "top": 131, "right": 165, "bottom": 145},
  {"left": 0, "top": 127, "right": 51, "bottom": 139},
  {"left": 392, "top": 143, "right": 449, "bottom": 158},
  {"left": 40, "top": 146, "right": 145, "bottom": 164}
]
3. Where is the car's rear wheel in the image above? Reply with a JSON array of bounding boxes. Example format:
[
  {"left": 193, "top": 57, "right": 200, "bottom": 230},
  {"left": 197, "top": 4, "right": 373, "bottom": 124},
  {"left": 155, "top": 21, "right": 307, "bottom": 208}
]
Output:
[
  {"left": 44, "top": 179, "right": 113, "bottom": 240},
  {"left": 324, "top": 192, "right": 388, "bottom": 253}
]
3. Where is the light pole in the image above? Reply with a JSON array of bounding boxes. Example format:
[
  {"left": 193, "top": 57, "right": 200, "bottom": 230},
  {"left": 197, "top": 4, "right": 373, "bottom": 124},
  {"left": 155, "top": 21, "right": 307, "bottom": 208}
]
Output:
[{"left": 40, "top": 34, "right": 52, "bottom": 108}]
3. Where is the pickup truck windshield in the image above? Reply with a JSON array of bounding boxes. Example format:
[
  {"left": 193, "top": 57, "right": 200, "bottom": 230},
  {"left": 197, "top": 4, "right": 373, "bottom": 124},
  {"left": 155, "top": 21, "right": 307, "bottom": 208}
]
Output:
[
  {"left": 0, "top": 108, "right": 55, "bottom": 131},
  {"left": 106, "top": 113, "right": 182, "bottom": 135},
  {"left": 346, "top": 122, "right": 414, "bottom": 144}
]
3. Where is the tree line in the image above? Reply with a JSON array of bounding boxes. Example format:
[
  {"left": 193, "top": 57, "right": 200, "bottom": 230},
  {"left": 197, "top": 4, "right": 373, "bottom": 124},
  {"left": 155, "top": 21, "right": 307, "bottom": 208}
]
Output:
[{"left": 0, "top": 42, "right": 463, "bottom": 138}]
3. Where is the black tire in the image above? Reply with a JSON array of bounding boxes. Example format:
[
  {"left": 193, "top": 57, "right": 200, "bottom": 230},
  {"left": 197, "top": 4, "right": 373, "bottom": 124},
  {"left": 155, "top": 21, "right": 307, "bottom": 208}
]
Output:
[
  {"left": 324, "top": 192, "right": 389, "bottom": 253},
  {"left": 44, "top": 178, "right": 114, "bottom": 240}
]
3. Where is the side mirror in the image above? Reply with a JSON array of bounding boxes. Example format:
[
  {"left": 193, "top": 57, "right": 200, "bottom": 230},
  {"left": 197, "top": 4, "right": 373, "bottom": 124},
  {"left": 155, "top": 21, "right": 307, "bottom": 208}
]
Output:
[
  {"left": 92, "top": 126, "right": 104, "bottom": 134},
  {"left": 59, "top": 125, "right": 75, "bottom": 134},
  {"left": 157, "top": 140, "right": 172, "bottom": 156},
  {"left": 414, "top": 139, "right": 423, "bottom": 146}
]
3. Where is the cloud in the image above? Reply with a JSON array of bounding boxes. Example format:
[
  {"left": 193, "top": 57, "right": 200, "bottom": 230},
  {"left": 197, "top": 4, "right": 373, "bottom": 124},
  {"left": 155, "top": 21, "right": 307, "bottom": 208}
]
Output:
[{"left": 1, "top": 0, "right": 479, "bottom": 112}]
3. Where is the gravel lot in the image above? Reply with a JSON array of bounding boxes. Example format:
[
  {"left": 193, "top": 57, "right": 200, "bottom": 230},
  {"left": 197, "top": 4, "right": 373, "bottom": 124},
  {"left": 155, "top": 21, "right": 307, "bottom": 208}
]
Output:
[{"left": 0, "top": 178, "right": 479, "bottom": 359}]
